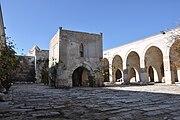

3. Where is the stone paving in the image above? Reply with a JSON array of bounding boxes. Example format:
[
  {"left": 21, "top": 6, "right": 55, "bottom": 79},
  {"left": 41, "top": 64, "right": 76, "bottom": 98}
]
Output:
[{"left": 1, "top": 83, "right": 180, "bottom": 120}]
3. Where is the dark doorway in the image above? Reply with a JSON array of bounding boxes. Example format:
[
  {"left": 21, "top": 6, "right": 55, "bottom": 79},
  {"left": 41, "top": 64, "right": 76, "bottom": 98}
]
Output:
[
  {"left": 115, "top": 69, "right": 122, "bottom": 82},
  {"left": 72, "top": 67, "right": 90, "bottom": 87},
  {"left": 148, "top": 66, "right": 154, "bottom": 82}
]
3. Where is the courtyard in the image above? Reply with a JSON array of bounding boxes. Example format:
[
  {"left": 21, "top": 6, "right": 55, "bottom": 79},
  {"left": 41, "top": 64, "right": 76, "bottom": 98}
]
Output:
[{"left": 0, "top": 84, "right": 180, "bottom": 120}]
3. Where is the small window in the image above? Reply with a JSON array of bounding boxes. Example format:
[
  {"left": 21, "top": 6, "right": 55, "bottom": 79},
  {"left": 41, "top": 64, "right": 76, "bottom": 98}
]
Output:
[{"left": 80, "top": 43, "right": 84, "bottom": 57}]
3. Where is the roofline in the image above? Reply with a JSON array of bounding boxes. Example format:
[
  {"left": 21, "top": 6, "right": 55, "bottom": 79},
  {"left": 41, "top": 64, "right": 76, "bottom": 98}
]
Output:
[
  {"left": 104, "top": 27, "right": 180, "bottom": 53},
  {"left": 62, "top": 28, "right": 102, "bottom": 36}
]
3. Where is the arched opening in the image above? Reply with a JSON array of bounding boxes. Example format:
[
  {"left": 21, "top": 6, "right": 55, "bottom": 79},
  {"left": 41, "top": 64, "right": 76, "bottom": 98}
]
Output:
[
  {"left": 112, "top": 55, "right": 123, "bottom": 82},
  {"left": 126, "top": 51, "right": 140, "bottom": 83},
  {"left": 170, "top": 39, "right": 180, "bottom": 83},
  {"left": 103, "top": 58, "right": 109, "bottom": 82},
  {"left": 72, "top": 67, "right": 90, "bottom": 87},
  {"left": 148, "top": 66, "right": 154, "bottom": 82},
  {"left": 115, "top": 69, "right": 122, "bottom": 82},
  {"left": 144, "top": 46, "right": 164, "bottom": 83},
  {"left": 148, "top": 66, "right": 159, "bottom": 82},
  {"left": 129, "top": 68, "right": 137, "bottom": 82}
]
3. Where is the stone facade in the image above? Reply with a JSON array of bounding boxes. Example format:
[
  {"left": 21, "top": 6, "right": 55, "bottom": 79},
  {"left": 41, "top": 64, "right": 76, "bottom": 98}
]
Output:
[
  {"left": 49, "top": 27, "right": 103, "bottom": 87},
  {"left": 28, "top": 45, "right": 49, "bottom": 83},
  {"left": 103, "top": 28, "right": 180, "bottom": 85}
]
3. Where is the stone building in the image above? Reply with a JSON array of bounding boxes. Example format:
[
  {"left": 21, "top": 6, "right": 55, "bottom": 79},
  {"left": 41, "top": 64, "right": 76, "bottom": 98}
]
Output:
[
  {"left": 103, "top": 28, "right": 180, "bottom": 85},
  {"left": 28, "top": 45, "right": 49, "bottom": 83},
  {"left": 49, "top": 27, "right": 103, "bottom": 87}
]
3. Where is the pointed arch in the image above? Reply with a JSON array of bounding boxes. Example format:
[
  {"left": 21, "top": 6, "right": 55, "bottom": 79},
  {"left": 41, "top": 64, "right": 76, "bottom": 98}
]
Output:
[
  {"left": 112, "top": 55, "right": 123, "bottom": 82},
  {"left": 144, "top": 46, "right": 164, "bottom": 82},
  {"left": 126, "top": 51, "right": 141, "bottom": 82},
  {"left": 72, "top": 66, "right": 90, "bottom": 87},
  {"left": 169, "top": 39, "right": 180, "bottom": 83},
  {"left": 129, "top": 67, "right": 140, "bottom": 83},
  {"left": 148, "top": 65, "right": 159, "bottom": 82}
]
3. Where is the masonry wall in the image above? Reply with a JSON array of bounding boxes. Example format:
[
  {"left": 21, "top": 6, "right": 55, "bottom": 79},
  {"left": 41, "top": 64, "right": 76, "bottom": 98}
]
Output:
[
  {"left": 28, "top": 46, "right": 49, "bottom": 83},
  {"left": 35, "top": 50, "right": 49, "bottom": 83},
  {"left": 49, "top": 30, "right": 60, "bottom": 67},
  {"left": 12, "top": 56, "right": 35, "bottom": 82}
]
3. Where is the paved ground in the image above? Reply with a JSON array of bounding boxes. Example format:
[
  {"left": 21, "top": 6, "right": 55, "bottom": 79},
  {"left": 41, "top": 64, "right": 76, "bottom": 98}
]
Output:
[{"left": 1, "top": 83, "right": 180, "bottom": 120}]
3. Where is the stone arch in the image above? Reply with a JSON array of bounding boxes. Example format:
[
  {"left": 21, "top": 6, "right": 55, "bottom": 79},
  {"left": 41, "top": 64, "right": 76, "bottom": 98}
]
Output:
[
  {"left": 126, "top": 51, "right": 140, "bottom": 83},
  {"left": 169, "top": 39, "right": 180, "bottom": 83},
  {"left": 148, "top": 65, "right": 159, "bottom": 82},
  {"left": 125, "top": 49, "right": 139, "bottom": 63},
  {"left": 129, "top": 67, "right": 140, "bottom": 83},
  {"left": 142, "top": 44, "right": 164, "bottom": 60},
  {"left": 71, "top": 63, "right": 94, "bottom": 87},
  {"left": 103, "top": 58, "right": 110, "bottom": 82},
  {"left": 112, "top": 55, "right": 123, "bottom": 82},
  {"left": 72, "top": 66, "right": 90, "bottom": 87},
  {"left": 144, "top": 46, "right": 164, "bottom": 82}
]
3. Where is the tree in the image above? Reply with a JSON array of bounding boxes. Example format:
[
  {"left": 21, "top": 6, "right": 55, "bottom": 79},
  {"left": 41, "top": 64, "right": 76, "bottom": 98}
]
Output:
[
  {"left": 0, "top": 38, "right": 18, "bottom": 91},
  {"left": 165, "top": 26, "right": 180, "bottom": 69}
]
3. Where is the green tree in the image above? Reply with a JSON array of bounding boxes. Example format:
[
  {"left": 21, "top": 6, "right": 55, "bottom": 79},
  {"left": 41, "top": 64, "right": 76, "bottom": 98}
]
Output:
[
  {"left": 165, "top": 27, "right": 180, "bottom": 69},
  {"left": 0, "top": 38, "right": 18, "bottom": 91}
]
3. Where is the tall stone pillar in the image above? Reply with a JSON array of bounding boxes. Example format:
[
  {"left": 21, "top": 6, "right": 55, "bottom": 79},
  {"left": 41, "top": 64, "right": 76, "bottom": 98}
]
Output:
[
  {"left": 163, "top": 56, "right": 174, "bottom": 84},
  {"left": 177, "top": 69, "right": 180, "bottom": 82},
  {"left": 109, "top": 59, "right": 113, "bottom": 83},
  {"left": 140, "top": 59, "right": 148, "bottom": 84},
  {"left": 123, "top": 69, "right": 129, "bottom": 84},
  {"left": 123, "top": 60, "right": 129, "bottom": 84}
]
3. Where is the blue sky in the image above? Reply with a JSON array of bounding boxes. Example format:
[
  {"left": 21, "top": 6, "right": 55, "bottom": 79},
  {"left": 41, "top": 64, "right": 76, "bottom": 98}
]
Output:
[{"left": 1, "top": 0, "right": 180, "bottom": 55}]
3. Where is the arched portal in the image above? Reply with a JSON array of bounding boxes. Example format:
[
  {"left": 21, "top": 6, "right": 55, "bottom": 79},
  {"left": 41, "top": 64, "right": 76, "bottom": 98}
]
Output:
[
  {"left": 144, "top": 46, "right": 164, "bottom": 82},
  {"left": 126, "top": 51, "right": 140, "bottom": 83},
  {"left": 103, "top": 58, "right": 110, "bottom": 82},
  {"left": 169, "top": 39, "right": 180, "bottom": 83},
  {"left": 72, "top": 67, "right": 90, "bottom": 87},
  {"left": 112, "top": 55, "right": 123, "bottom": 82},
  {"left": 115, "top": 69, "right": 122, "bottom": 82}
]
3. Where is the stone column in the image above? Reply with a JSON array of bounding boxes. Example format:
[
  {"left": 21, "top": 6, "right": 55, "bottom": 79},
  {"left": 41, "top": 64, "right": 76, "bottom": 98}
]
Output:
[
  {"left": 177, "top": 69, "right": 180, "bottom": 82},
  {"left": 123, "top": 60, "right": 129, "bottom": 84},
  {"left": 163, "top": 56, "right": 174, "bottom": 84},
  {"left": 140, "top": 59, "right": 148, "bottom": 84},
  {"left": 109, "top": 59, "right": 113, "bottom": 83}
]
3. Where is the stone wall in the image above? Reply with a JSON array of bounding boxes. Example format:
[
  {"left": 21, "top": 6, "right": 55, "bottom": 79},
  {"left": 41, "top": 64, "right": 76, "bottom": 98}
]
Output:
[
  {"left": 28, "top": 45, "right": 49, "bottom": 83},
  {"left": 12, "top": 55, "right": 35, "bottom": 82},
  {"left": 35, "top": 50, "right": 49, "bottom": 83}
]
